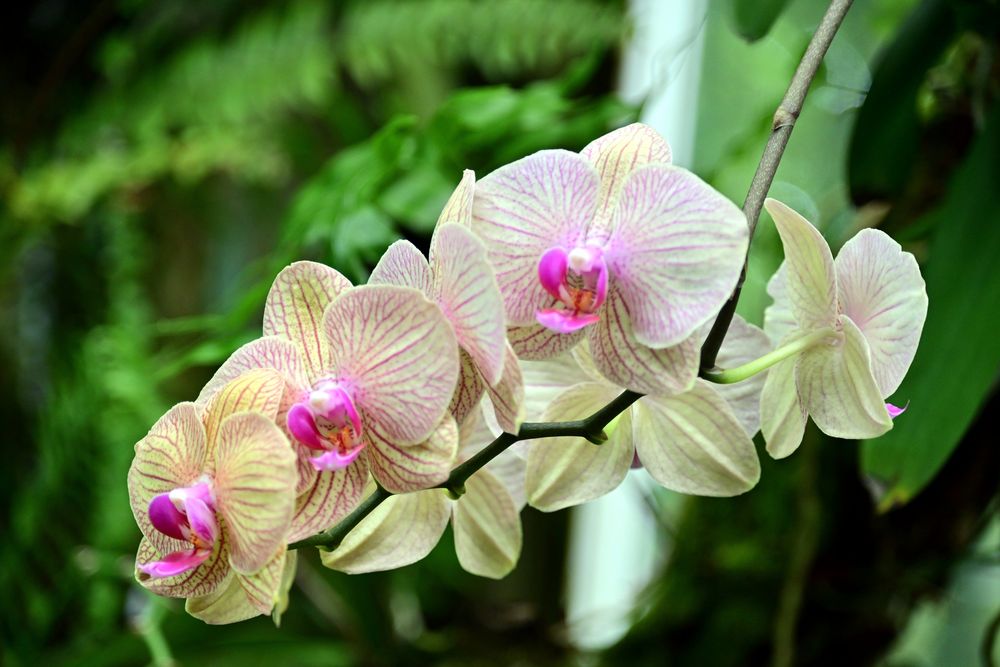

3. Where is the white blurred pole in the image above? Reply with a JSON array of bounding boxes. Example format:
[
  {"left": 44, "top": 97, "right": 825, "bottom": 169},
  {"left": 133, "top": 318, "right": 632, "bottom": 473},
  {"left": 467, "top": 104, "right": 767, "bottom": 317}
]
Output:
[{"left": 565, "top": 0, "right": 708, "bottom": 650}]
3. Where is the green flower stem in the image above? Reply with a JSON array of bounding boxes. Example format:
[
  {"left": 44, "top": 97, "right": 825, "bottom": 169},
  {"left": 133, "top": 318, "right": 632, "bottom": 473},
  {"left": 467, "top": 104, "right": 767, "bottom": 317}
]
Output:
[
  {"left": 288, "top": 0, "right": 855, "bottom": 553},
  {"left": 702, "top": 328, "right": 834, "bottom": 384},
  {"left": 288, "top": 390, "right": 642, "bottom": 551}
]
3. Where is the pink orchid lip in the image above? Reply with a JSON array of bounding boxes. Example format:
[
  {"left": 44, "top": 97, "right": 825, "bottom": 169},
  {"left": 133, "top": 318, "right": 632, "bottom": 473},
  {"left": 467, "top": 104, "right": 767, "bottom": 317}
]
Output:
[
  {"left": 535, "top": 244, "right": 608, "bottom": 333},
  {"left": 141, "top": 481, "right": 219, "bottom": 579},
  {"left": 286, "top": 381, "right": 365, "bottom": 468},
  {"left": 886, "top": 402, "right": 909, "bottom": 419}
]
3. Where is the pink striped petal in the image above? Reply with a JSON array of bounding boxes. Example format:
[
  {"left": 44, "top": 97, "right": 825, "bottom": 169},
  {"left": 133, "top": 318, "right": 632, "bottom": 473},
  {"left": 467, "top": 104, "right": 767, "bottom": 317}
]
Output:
[
  {"left": 435, "top": 169, "right": 475, "bottom": 228},
  {"left": 795, "top": 317, "right": 893, "bottom": 439},
  {"left": 287, "top": 455, "right": 368, "bottom": 543},
  {"left": 588, "top": 286, "right": 699, "bottom": 395},
  {"left": 431, "top": 223, "right": 507, "bottom": 385},
  {"left": 135, "top": 536, "right": 229, "bottom": 599},
  {"left": 764, "top": 199, "right": 838, "bottom": 331},
  {"left": 212, "top": 413, "right": 297, "bottom": 575},
  {"left": 763, "top": 263, "right": 798, "bottom": 345},
  {"left": 323, "top": 285, "right": 459, "bottom": 445},
  {"left": 835, "top": 229, "right": 927, "bottom": 397},
  {"left": 580, "top": 123, "right": 672, "bottom": 237},
  {"left": 483, "top": 342, "right": 525, "bottom": 434},
  {"left": 202, "top": 368, "right": 287, "bottom": 459},
  {"left": 368, "top": 240, "right": 433, "bottom": 294},
  {"left": 128, "top": 403, "right": 207, "bottom": 554},
  {"left": 711, "top": 315, "right": 773, "bottom": 437},
  {"left": 472, "top": 150, "right": 599, "bottom": 326},
  {"left": 633, "top": 382, "right": 760, "bottom": 496},
  {"left": 263, "top": 261, "right": 352, "bottom": 377},
  {"left": 606, "top": 165, "right": 747, "bottom": 348},
  {"left": 525, "top": 382, "right": 634, "bottom": 511},
  {"left": 195, "top": 336, "right": 308, "bottom": 411},
  {"left": 507, "top": 323, "right": 584, "bottom": 360},
  {"left": 366, "top": 414, "right": 459, "bottom": 493},
  {"left": 760, "top": 339, "right": 808, "bottom": 459},
  {"left": 449, "top": 350, "right": 486, "bottom": 428}
]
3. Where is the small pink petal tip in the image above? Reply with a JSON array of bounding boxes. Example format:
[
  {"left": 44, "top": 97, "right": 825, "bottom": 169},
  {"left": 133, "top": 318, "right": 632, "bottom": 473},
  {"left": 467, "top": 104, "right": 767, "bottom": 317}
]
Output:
[
  {"left": 309, "top": 445, "right": 364, "bottom": 471},
  {"left": 137, "top": 548, "right": 211, "bottom": 579},
  {"left": 536, "top": 308, "right": 600, "bottom": 333},
  {"left": 287, "top": 403, "right": 325, "bottom": 450},
  {"left": 886, "top": 402, "right": 909, "bottom": 419}
]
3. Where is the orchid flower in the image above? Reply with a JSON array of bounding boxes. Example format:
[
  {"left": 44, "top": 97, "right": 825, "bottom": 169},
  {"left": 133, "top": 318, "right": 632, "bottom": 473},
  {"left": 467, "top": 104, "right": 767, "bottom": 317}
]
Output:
[
  {"left": 520, "top": 317, "right": 771, "bottom": 511},
  {"left": 471, "top": 123, "right": 748, "bottom": 395},
  {"left": 197, "top": 265, "right": 460, "bottom": 541},
  {"left": 128, "top": 369, "right": 298, "bottom": 624},
  {"left": 369, "top": 171, "right": 525, "bottom": 433},
  {"left": 320, "top": 402, "right": 525, "bottom": 579},
  {"left": 759, "top": 199, "right": 928, "bottom": 458}
]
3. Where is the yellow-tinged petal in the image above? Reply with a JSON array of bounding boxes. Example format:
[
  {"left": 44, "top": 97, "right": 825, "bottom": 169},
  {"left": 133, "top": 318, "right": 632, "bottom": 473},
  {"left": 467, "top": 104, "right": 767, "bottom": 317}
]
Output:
[
  {"left": 202, "top": 368, "right": 285, "bottom": 455},
  {"left": 760, "top": 350, "right": 807, "bottom": 459},
  {"left": 484, "top": 342, "right": 525, "bottom": 434},
  {"left": 711, "top": 315, "right": 773, "bottom": 437},
  {"left": 194, "top": 337, "right": 308, "bottom": 411},
  {"left": 320, "top": 487, "right": 451, "bottom": 573},
  {"left": 633, "top": 382, "right": 760, "bottom": 496},
  {"left": 135, "top": 536, "right": 229, "bottom": 600},
  {"left": 435, "top": 169, "right": 474, "bottom": 229},
  {"left": 366, "top": 413, "right": 459, "bottom": 494},
  {"left": 369, "top": 239, "right": 433, "bottom": 294},
  {"left": 453, "top": 469, "right": 522, "bottom": 579},
  {"left": 287, "top": 456, "right": 368, "bottom": 543},
  {"left": 796, "top": 317, "right": 893, "bottom": 439},
  {"left": 525, "top": 382, "right": 634, "bottom": 511}
]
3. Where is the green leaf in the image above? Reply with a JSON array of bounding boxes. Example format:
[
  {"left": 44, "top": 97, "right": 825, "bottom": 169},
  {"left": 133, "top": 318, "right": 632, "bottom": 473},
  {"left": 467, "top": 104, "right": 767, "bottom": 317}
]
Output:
[
  {"left": 727, "top": 0, "right": 792, "bottom": 42},
  {"left": 860, "top": 101, "right": 1000, "bottom": 507},
  {"left": 378, "top": 167, "right": 455, "bottom": 234}
]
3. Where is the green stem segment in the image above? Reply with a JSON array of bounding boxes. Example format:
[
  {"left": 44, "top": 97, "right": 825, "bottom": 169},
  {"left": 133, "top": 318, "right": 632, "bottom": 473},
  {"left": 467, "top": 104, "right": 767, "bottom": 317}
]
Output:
[{"left": 702, "top": 328, "right": 834, "bottom": 384}]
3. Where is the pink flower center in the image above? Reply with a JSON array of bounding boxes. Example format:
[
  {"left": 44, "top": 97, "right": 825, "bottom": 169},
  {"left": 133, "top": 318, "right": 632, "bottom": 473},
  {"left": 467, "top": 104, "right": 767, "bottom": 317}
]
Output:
[
  {"left": 286, "top": 380, "right": 365, "bottom": 471},
  {"left": 536, "top": 245, "right": 609, "bottom": 333},
  {"left": 138, "top": 480, "right": 218, "bottom": 579}
]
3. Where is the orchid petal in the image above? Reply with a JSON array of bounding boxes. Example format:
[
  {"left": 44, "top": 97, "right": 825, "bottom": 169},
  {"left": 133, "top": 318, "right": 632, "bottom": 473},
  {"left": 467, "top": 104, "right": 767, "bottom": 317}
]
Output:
[
  {"left": 711, "top": 315, "right": 773, "bottom": 437},
  {"left": 580, "top": 122, "right": 672, "bottom": 236},
  {"left": 184, "top": 573, "right": 258, "bottom": 625},
  {"left": 519, "top": 350, "right": 602, "bottom": 421},
  {"left": 472, "top": 150, "right": 599, "bottom": 326},
  {"left": 368, "top": 240, "right": 433, "bottom": 294},
  {"left": 135, "top": 536, "right": 229, "bottom": 599},
  {"left": 606, "top": 165, "right": 747, "bottom": 347},
  {"left": 366, "top": 413, "right": 459, "bottom": 493},
  {"left": 309, "top": 447, "right": 365, "bottom": 471},
  {"left": 128, "top": 403, "right": 207, "bottom": 553},
  {"left": 263, "top": 261, "right": 352, "bottom": 377},
  {"left": 762, "top": 263, "right": 797, "bottom": 345},
  {"left": 287, "top": 455, "right": 368, "bottom": 543},
  {"left": 271, "top": 550, "right": 298, "bottom": 627},
  {"left": 286, "top": 403, "right": 324, "bottom": 450},
  {"left": 835, "top": 228, "right": 928, "bottom": 396},
  {"left": 194, "top": 337, "right": 307, "bottom": 411},
  {"left": 633, "top": 382, "right": 760, "bottom": 496},
  {"left": 233, "top": 546, "right": 288, "bottom": 616},
  {"left": 589, "top": 286, "right": 698, "bottom": 395},
  {"left": 457, "top": 404, "right": 528, "bottom": 510},
  {"left": 324, "top": 285, "right": 459, "bottom": 445},
  {"left": 449, "top": 350, "right": 486, "bottom": 428},
  {"left": 435, "top": 169, "right": 475, "bottom": 229},
  {"left": 525, "top": 383, "right": 634, "bottom": 511},
  {"left": 536, "top": 309, "right": 600, "bottom": 333},
  {"left": 138, "top": 548, "right": 212, "bottom": 579},
  {"left": 484, "top": 450, "right": 528, "bottom": 512},
  {"left": 148, "top": 494, "right": 187, "bottom": 541},
  {"left": 887, "top": 402, "right": 907, "bottom": 418},
  {"left": 507, "top": 323, "right": 584, "bottom": 361},
  {"left": 760, "top": 349, "right": 807, "bottom": 459},
  {"left": 764, "top": 198, "right": 838, "bottom": 330},
  {"left": 796, "top": 316, "right": 893, "bottom": 439},
  {"left": 483, "top": 342, "right": 525, "bottom": 434},
  {"left": 453, "top": 469, "right": 522, "bottom": 579},
  {"left": 537, "top": 247, "right": 568, "bottom": 300},
  {"left": 202, "top": 368, "right": 286, "bottom": 457},
  {"left": 184, "top": 497, "right": 219, "bottom": 545},
  {"left": 431, "top": 223, "right": 507, "bottom": 384},
  {"left": 320, "top": 487, "right": 451, "bottom": 573},
  {"left": 212, "top": 413, "right": 297, "bottom": 574}
]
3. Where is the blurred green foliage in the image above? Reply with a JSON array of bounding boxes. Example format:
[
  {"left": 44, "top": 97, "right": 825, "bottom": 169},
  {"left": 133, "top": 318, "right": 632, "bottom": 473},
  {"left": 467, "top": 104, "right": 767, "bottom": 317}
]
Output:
[{"left": 1, "top": 0, "right": 997, "bottom": 665}]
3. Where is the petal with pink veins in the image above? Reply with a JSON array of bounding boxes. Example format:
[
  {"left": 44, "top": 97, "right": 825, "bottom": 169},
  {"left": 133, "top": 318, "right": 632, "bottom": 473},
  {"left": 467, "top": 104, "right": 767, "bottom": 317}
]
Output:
[
  {"left": 365, "top": 413, "right": 459, "bottom": 493},
  {"left": 764, "top": 199, "right": 838, "bottom": 331},
  {"left": 472, "top": 150, "right": 599, "bottom": 326},
  {"left": 580, "top": 122, "right": 673, "bottom": 237},
  {"left": 195, "top": 337, "right": 308, "bottom": 411},
  {"left": 588, "top": 286, "right": 699, "bottom": 396},
  {"left": 632, "top": 382, "right": 760, "bottom": 496},
  {"left": 202, "top": 368, "right": 286, "bottom": 457},
  {"left": 212, "top": 413, "right": 297, "bottom": 575},
  {"left": 431, "top": 223, "right": 507, "bottom": 384},
  {"left": 795, "top": 317, "right": 893, "bottom": 440},
  {"left": 449, "top": 350, "right": 486, "bottom": 428},
  {"left": 483, "top": 342, "right": 525, "bottom": 434},
  {"left": 287, "top": 455, "right": 368, "bottom": 543},
  {"left": 135, "top": 536, "right": 229, "bottom": 599},
  {"left": 368, "top": 240, "right": 433, "bottom": 294},
  {"left": 835, "top": 229, "right": 928, "bottom": 397},
  {"left": 138, "top": 548, "right": 213, "bottom": 578},
  {"left": 128, "top": 403, "right": 207, "bottom": 552},
  {"left": 434, "top": 169, "right": 475, "bottom": 229},
  {"left": 525, "top": 382, "right": 634, "bottom": 511},
  {"left": 323, "top": 285, "right": 459, "bottom": 446},
  {"left": 453, "top": 469, "right": 522, "bottom": 579},
  {"left": 321, "top": 486, "right": 452, "bottom": 574},
  {"left": 507, "top": 323, "right": 584, "bottom": 361},
  {"left": 606, "top": 165, "right": 747, "bottom": 348},
  {"left": 263, "top": 261, "right": 352, "bottom": 377}
]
